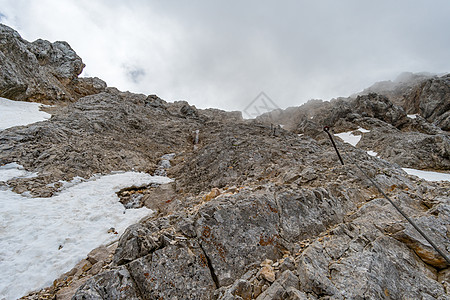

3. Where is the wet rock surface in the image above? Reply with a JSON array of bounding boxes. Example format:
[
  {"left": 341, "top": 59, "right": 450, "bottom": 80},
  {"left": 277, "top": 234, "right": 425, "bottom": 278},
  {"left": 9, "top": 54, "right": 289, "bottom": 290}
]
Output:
[{"left": 1, "top": 24, "right": 448, "bottom": 299}]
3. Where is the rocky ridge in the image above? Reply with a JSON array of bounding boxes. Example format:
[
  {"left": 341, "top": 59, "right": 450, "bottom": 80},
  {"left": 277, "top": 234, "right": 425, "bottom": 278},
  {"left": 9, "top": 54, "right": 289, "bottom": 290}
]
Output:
[
  {"left": 0, "top": 24, "right": 448, "bottom": 299},
  {"left": 256, "top": 76, "right": 450, "bottom": 171}
]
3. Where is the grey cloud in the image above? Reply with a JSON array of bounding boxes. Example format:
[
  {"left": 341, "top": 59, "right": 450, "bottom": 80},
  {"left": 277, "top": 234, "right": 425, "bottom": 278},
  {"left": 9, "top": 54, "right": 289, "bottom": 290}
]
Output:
[
  {"left": 124, "top": 65, "right": 146, "bottom": 84},
  {"left": 1, "top": 0, "right": 449, "bottom": 113}
]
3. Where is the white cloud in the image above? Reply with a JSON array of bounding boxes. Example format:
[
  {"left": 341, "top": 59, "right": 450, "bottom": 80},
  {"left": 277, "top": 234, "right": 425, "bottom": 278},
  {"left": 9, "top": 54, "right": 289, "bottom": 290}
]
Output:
[{"left": 0, "top": 0, "right": 449, "bottom": 112}]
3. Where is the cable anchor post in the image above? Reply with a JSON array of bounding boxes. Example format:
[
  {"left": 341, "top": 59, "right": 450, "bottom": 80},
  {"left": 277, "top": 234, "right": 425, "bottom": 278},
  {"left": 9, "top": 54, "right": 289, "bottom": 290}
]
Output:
[{"left": 324, "top": 126, "right": 344, "bottom": 165}]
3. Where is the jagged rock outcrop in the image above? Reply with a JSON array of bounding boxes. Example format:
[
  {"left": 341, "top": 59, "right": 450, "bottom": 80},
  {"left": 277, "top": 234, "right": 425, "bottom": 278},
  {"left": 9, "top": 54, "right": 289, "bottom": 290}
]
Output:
[
  {"left": 362, "top": 72, "right": 450, "bottom": 130},
  {"left": 0, "top": 23, "right": 106, "bottom": 103},
  {"left": 256, "top": 79, "right": 450, "bottom": 171}
]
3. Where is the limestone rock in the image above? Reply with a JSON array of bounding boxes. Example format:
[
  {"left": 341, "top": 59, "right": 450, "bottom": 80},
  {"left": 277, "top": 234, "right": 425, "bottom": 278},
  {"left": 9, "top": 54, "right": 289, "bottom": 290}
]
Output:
[
  {"left": 113, "top": 224, "right": 162, "bottom": 266},
  {"left": 256, "top": 74, "right": 450, "bottom": 171},
  {"left": 204, "top": 187, "right": 221, "bottom": 201},
  {"left": 256, "top": 270, "right": 299, "bottom": 300},
  {"left": 385, "top": 204, "right": 450, "bottom": 269},
  {"left": 258, "top": 260, "right": 275, "bottom": 283},
  {"left": 0, "top": 23, "right": 105, "bottom": 103},
  {"left": 72, "top": 266, "right": 140, "bottom": 299},
  {"left": 126, "top": 240, "right": 216, "bottom": 299}
]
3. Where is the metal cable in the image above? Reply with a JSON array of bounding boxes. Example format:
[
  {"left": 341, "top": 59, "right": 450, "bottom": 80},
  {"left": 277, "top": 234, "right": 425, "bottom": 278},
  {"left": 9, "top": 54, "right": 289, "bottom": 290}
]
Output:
[{"left": 323, "top": 127, "right": 450, "bottom": 266}]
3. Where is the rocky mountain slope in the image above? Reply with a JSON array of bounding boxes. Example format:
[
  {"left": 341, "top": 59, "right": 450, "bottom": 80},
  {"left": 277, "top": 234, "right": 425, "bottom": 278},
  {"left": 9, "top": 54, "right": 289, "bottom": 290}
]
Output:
[
  {"left": 0, "top": 24, "right": 449, "bottom": 299},
  {"left": 257, "top": 75, "right": 450, "bottom": 171}
]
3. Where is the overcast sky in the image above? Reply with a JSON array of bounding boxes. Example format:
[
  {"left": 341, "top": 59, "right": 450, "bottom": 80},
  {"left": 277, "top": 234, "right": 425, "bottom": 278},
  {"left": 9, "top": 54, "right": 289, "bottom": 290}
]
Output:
[{"left": 1, "top": 0, "right": 449, "bottom": 113}]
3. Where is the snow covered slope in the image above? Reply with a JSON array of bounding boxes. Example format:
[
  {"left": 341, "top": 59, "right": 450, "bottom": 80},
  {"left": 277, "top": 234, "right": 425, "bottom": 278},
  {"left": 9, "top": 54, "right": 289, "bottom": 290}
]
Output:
[
  {"left": 0, "top": 97, "right": 51, "bottom": 131},
  {"left": 0, "top": 164, "right": 172, "bottom": 300}
]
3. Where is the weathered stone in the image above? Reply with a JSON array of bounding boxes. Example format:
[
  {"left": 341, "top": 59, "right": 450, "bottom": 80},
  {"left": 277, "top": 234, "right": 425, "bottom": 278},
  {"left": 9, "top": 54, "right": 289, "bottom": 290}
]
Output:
[
  {"left": 204, "top": 187, "right": 221, "bottom": 201},
  {"left": 72, "top": 266, "right": 140, "bottom": 299},
  {"left": 0, "top": 24, "right": 105, "bottom": 103},
  {"left": 286, "top": 287, "right": 310, "bottom": 300},
  {"left": 296, "top": 197, "right": 448, "bottom": 300},
  {"left": 255, "top": 74, "right": 450, "bottom": 170},
  {"left": 0, "top": 90, "right": 202, "bottom": 196},
  {"left": 113, "top": 224, "right": 161, "bottom": 265},
  {"left": 226, "top": 279, "right": 253, "bottom": 300},
  {"left": 256, "top": 270, "right": 299, "bottom": 300},
  {"left": 180, "top": 103, "right": 199, "bottom": 118},
  {"left": 279, "top": 256, "right": 296, "bottom": 273},
  {"left": 127, "top": 240, "right": 216, "bottom": 299},
  {"left": 258, "top": 265, "right": 276, "bottom": 283},
  {"left": 86, "top": 245, "right": 110, "bottom": 265},
  {"left": 195, "top": 191, "right": 282, "bottom": 286},
  {"left": 385, "top": 207, "right": 450, "bottom": 269}
]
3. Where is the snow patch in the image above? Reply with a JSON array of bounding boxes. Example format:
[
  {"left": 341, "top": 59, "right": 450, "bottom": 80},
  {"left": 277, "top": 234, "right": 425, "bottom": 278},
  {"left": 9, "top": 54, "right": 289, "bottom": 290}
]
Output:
[
  {"left": 358, "top": 128, "right": 370, "bottom": 133},
  {"left": 334, "top": 128, "right": 370, "bottom": 147},
  {"left": 0, "top": 163, "right": 37, "bottom": 182},
  {"left": 402, "top": 168, "right": 450, "bottom": 182},
  {"left": 0, "top": 165, "right": 172, "bottom": 300},
  {"left": 335, "top": 131, "right": 361, "bottom": 147},
  {"left": 367, "top": 151, "right": 378, "bottom": 157},
  {"left": 0, "top": 97, "right": 51, "bottom": 131}
]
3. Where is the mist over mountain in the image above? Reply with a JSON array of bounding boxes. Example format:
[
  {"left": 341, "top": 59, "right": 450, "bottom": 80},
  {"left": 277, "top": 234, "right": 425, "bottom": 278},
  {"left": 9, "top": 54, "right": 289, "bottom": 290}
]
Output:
[{"left": 2, "top": 0, "right": 450, "bottom": 111}]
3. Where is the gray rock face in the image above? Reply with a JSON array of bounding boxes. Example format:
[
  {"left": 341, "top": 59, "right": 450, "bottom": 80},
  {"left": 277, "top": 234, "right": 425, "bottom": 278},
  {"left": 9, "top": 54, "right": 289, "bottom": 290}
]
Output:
[
  {"left": 127, "top": 240, "right": 216, "bottom": 299},
  {"left": 72, "top": 266, "right": 141, "bottom": 299},
  {"left": 415, "top": 75, "right": 450, "bottom": 130},
  {"left": 255, "top": 270, "right": 299, "bottom": 300},
  {"left": 363, "top": 73, "right": 450, "bottom": 130},
  {"left": 30, "top": 39, "right": 84, "bottom": 82},
  {"left": 358, "top": 129, "right": 450, "bottom": 170},
  {"left": 295, "top": 197, "right": 449, "bottom": 299},
  {"left": 0, "top": 24, "right": 105, "bottom": 103},
  {"left": 74, "top": 148, "right": 449, "bottom": 298}
]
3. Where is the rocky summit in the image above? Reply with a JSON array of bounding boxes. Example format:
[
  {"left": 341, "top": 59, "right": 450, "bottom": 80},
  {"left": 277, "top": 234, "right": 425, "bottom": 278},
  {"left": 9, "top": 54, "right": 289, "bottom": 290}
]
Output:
[{"left": 0, "top": 24, "right": 449, "bottom": 299}]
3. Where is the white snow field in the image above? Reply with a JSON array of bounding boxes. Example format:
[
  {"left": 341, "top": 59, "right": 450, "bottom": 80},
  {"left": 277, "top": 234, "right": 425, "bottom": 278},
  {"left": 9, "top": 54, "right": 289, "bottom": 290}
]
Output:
[
  {"left": 0, "top": 97, "right": 51, "bottom": 131},
  {"left": 334, "top": 128, "right": 368, "bottom": 147},
  {"left": 0, "top": 164, "right": 172, "bottom": 299},
  {"left": 402, "top": 168, "right": 450, "bottom": 182}
]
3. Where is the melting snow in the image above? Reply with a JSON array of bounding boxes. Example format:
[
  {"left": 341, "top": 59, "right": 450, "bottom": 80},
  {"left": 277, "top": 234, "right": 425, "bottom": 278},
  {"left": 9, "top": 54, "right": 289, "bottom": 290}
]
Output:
[
  {"left": 334, "top": 128, "right": 370, "bottom": 147},
  {"left": 367, "top": 151, "right": 378, "bottom": 157},
  {"left": 0, "top": 97, "right": 51, "bottom": 131},
  {"left": 0, "top": 164, "right": 172, "bottom": 300},
  {"left": 0, "top": 163, "right": 37, "bottom": 182},
  {"left": 402, "top": 168, "right": 450, "bottom": 182},
  {"left": 358, "top": 128, "right": 370, "bottom": 133}
]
